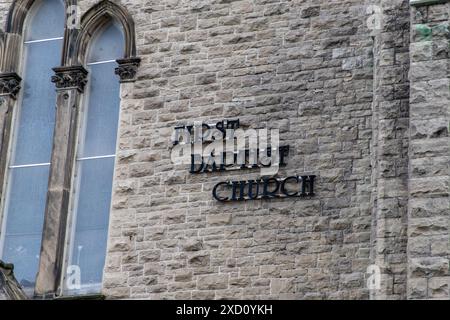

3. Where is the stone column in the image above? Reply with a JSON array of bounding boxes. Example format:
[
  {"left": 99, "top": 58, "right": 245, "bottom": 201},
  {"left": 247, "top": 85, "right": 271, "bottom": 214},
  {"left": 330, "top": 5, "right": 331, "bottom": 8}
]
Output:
[
  {"left": 0, "top": 72, "right": 21, "bottom": 204},
  {"left": 35, "top": 66, "right": 88, "bottom": 298},
  {"left": 408, "top": 0, "right": 450, "bottom": 299}
]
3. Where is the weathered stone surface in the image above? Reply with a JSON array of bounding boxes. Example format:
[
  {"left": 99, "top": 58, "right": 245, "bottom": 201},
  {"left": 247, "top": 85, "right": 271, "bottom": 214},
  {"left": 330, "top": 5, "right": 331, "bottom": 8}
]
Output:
[
  {"left": 410, "top": 258, "right": 449, "bottom": 278},
  {"left": 206, "top": 214, "right": 232, "bottom": 227},
  {"left": 197, "top": 275, "right": 229, "bottom": 290},
  {"left": 407, "top": 0, "right": 450, "bottom": 300},
  {"left": 174, "top": 271, "right": 193, "bottom": 283},
  {"left": 182, "top": 239, "right": 204, "bottom": 252},
  {"left": 188, "top": 253, "right": 210, "bottom": 267},
  {"left": 270, "top": 279, "right": 295, "bottom": 295},
  {"left": 409, "top": 217, "right": 448, "bottom": 237},
  {"left": 139, "top": 250, "right": 161, "bottom": 264}
]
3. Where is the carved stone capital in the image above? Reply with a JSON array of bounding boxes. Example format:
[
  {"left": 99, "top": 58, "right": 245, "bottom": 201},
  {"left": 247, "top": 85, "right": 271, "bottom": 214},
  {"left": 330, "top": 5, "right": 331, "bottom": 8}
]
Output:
[
  {"left": 0, "top": 72, "right": 22, "bottom": 100},
  {"left": 115, "top": 57, "right": 141, "bottom": 83},
  {"left": 51, "top": 66, "right": 88, "bottom": 93},
  {"left": 0, "top": 260, "right": 28, "bottom": 300}
]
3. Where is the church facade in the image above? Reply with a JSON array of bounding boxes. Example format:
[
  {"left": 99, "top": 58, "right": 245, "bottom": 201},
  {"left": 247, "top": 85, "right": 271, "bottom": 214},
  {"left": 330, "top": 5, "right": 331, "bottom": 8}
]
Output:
[{"left": 0, "top": 0, "right": 449, "bottom": 300}]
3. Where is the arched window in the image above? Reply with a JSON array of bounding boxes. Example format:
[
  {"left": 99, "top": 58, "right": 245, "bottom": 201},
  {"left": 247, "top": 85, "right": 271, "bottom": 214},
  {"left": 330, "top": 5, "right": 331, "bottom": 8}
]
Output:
[
  {"left": 0, "top": 0, "right": 65, "bottom": 289},
  {"left": 65, "top": 20, "right": 125, "bottom": 294}
]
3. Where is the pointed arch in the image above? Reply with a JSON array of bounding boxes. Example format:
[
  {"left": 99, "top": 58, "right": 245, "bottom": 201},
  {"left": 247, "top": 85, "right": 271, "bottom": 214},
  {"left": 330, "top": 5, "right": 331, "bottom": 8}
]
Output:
[
  {"left": 5, "top": 0, "right": 37, "bottom": 35},
  {"left": 73, "top": 0, "right": 136, "bottom": 64},
  {"left": 2, "top": 0, "right": 39, "bottom": 72}
]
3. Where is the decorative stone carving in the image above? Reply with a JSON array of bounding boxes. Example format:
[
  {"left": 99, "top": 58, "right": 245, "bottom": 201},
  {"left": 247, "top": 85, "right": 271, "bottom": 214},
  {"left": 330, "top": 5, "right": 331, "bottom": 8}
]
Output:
[
  {"left": 115, "top": 57, "right": 141, "bottom": 82},
  {"left": 0, "top": 73, "right": 22, "bottom": 99},
  {"left": 0, "top": 260, "right": 28, "bottom": 300},
  {"left": 51, "top": 66, "right": 88, "bottom": 92}
]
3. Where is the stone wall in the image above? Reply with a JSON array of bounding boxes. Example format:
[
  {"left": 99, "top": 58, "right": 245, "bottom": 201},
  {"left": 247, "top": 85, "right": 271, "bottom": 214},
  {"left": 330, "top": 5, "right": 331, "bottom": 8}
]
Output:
[
  {"left": 408, "top": 0, "right": 450, "bottom": 299},
  {"left": 370, "top": 0, "right": 410, "bottom": 300},
  {"left": 102, "top": 0, "right": 375, "bottom": 300}
]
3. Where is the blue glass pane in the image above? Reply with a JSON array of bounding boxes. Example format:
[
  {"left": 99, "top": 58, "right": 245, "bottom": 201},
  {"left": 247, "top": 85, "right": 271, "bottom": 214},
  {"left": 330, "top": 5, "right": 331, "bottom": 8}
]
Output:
[
  {"left": 80, "top": 62, "right": 121, "bottom": 158},
  {"left": 71, "top": 229, "right": 109, "bottom": 287},
  {"left": 70, "top": 157, "right": 115, "bottom": 285},
  {"left": 26, "top": 0, "right": 65, "bottom": 41},
  {"left": 67, "top": 20, "right": 124, "bottom": 292},
  {"left": 87, "top": 22, "right": 125, "bottom": 63},
  {"left": 2, "top": 165, "right": 51, "bottom": 288},
  {"left": 12, "top": 40, "right": 62, "bottom": 165},
  {"left": 2, "top": 234, "right": 42, "bottom": 288}
]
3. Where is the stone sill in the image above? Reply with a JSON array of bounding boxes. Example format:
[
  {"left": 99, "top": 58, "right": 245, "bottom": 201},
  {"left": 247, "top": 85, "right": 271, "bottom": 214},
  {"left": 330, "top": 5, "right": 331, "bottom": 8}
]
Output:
[
  {"left": 53, "top": 294, "right": 106, "bottom": 300},
  {"left": 410, "top": 0, "right": 449, "bottom": 7}
]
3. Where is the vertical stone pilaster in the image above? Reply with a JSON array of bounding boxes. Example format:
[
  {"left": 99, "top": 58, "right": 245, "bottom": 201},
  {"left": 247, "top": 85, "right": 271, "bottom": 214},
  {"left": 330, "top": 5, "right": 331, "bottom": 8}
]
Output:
[
  {"left": 34, "top": 66, "right": 88, "bottom": 297},
  {"left": 370, "top": 0, "right": 411, "bottom": 300},
  {"left": 408, "top": 0, "right": 450, "bottom": 299},
  {"left": 0, "top": 33, "right": 22, "bottom": 74}
]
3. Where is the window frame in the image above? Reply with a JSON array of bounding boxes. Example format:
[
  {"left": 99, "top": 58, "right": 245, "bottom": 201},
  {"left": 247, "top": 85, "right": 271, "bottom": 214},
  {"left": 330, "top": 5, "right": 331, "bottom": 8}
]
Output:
[
  {"left": 62, "top": 21, "right": 125, "bottom": 296},
  {"left": 0, "top": 0, "right": 139, "bottom": 299},
  {"left": 0, "top": 0, "right": 65, "bottom": 293}
]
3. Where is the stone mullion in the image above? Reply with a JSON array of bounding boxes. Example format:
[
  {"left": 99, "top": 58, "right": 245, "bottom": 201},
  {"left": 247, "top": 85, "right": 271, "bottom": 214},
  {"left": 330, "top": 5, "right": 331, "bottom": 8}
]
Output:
[
  {"left": 35, "top": 66, "right": 88, "bottom": 298},
  {"left": 0, "top": 97, "right": 13, "bottom": 206},
  {"left": 0, "top": 33, "right": 22, "bottom": 73},
  {"left": 0, "top": 5, "right": 29, "bottom": 252},
  {"left": 371, "top": 0, "right": 411, "bottom": 300},
  {"left": 0, "top": 15, "right": 29, "bottom": 291},
  {"left": 0, "top": 72, "right": 22, "bottom": 222},
  {"left": 0, "top": 26, "right": 26, "bottom": 299}
]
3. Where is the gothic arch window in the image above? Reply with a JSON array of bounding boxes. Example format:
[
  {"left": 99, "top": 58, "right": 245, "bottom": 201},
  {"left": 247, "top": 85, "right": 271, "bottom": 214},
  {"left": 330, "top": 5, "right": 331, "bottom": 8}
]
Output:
[
  {"left": 0, "top": 0, "right": 139, "bottom": 298},
  {"left": 65, "top": 20, "right": 125, "bottom": 295},
  {"left": 0, "top": 0, "right": 65, "bottom": 289},
  {"left": 72, "top": 0, "right": 136, "bottom": 64}
]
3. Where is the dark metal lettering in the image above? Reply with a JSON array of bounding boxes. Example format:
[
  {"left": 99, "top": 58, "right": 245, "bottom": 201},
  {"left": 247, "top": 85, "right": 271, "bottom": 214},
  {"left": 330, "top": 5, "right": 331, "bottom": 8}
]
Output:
[
  {"left": 262, "top": 178, "right": 281, "bottom": 199},
  {"left": 213, "top": 182, "right": 230, "bottom": 202},
  {"left": 212, "top": 176, "right": 317, "bottom": 202},
  {"left": 281, "top": 176, "right": 299, "bottom": 197}
]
